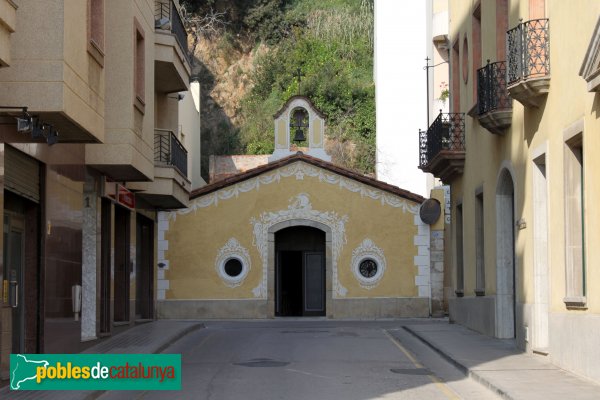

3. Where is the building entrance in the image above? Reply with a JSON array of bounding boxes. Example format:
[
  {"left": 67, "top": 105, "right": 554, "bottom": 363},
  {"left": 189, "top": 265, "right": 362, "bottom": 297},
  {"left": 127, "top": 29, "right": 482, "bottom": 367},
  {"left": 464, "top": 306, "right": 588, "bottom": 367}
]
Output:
[
  {"left": 275, "top": 226, "right": 325, "bottom": 317},
  {"left": 113, "top": 205, "right": 130, "bottom": 323},
  {"left": 3, "top": 190, "right": 41, "bottom": 353},
  {"left": 4, "top": 212, "right": 25, "bottom": 353},
  {"left": 135, "top": 214, "right": 154, "bottom": 320}
]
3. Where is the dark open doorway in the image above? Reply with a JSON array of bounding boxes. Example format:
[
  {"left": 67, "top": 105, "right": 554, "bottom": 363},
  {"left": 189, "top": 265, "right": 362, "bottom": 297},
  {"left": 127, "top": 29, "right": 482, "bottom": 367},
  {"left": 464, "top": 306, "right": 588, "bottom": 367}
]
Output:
[
  {"left": 275, "top": 226, "right": 325, "bottom": 317},
  {"left": 135, "top": 214, "right": 154, "bottom": 320},
  {"left": 113, "top": 205, "right": 130, "bottom": 323}
]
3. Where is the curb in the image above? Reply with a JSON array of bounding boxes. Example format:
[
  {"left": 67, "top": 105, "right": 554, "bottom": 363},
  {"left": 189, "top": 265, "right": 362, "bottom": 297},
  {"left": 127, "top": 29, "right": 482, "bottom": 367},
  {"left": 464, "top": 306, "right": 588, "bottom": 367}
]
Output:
[
  {"left": 154, "top": 323, "right": 205, "bottom": 354},
  {"left": 402, "top": 325, "right": 513, "bottom": 400}
]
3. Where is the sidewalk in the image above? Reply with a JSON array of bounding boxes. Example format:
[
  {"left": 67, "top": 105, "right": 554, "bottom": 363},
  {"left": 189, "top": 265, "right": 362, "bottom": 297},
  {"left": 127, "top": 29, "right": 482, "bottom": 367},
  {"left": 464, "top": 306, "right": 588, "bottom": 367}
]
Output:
[
  {"left": 1, "top": 320, "right": 203, "bottom": 400},
  {"left": 403, "top": 322, "right": 600, "bottom": 400}
]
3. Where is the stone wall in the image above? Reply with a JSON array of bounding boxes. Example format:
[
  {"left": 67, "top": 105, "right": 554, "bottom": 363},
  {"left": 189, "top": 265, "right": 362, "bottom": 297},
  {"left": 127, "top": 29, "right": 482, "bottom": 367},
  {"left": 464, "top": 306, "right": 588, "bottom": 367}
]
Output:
[{"left": 209, "top": 155, "right": 269, "bottom": 183}]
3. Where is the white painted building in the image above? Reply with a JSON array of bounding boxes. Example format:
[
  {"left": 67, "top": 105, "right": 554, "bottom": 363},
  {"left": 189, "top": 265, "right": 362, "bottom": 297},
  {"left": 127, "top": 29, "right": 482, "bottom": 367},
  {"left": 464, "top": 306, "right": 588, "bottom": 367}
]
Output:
[{"left": 375, "top": 0, "right": 428, "bottom": 196}]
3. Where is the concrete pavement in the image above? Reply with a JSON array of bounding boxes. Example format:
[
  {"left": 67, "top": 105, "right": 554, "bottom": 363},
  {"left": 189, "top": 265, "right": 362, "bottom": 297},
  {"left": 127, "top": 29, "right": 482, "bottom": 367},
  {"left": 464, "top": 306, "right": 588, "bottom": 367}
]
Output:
[{"left": 402, "top": 322, "right": 600, "bottom": 400}]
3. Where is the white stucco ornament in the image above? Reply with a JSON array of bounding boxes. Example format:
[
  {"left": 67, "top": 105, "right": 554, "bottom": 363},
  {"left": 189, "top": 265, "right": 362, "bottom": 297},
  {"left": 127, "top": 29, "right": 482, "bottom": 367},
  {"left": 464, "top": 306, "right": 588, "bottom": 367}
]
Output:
[
  {"left": 215, "top": 238, "right": 251, "bottom": 288},
  {"left": 250, "top": 193, "right": 349, "bottom": 298},
  {"left": 170, "top": 162, "right": 420, "bottom": 218},
  {"left": 351, "top": 238, "right": 386, "bottom": 289}
]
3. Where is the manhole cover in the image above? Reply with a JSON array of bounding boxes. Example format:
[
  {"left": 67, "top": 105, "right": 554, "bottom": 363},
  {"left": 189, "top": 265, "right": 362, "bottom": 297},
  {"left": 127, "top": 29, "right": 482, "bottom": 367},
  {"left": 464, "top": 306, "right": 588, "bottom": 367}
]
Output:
[
  {"left": 234, "top": 358, "right": 289, "bottom": 368},
  {"left": 390, "top": 368, "right": 430, "bottom": 375}
]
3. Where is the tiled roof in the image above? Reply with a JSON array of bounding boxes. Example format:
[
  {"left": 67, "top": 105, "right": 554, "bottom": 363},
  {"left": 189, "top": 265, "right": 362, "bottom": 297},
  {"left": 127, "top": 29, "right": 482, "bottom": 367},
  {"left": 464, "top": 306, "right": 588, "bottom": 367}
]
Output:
[{"left": 190, "top": 152, "right": 425, "bottom": 204}]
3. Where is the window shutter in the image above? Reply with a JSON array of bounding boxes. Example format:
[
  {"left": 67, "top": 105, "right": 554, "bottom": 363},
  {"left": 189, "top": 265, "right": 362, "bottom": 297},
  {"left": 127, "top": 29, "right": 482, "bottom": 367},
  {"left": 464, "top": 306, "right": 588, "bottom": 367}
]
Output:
[{"left": 5, "top": 146, "right": 40, "bottom": 203}]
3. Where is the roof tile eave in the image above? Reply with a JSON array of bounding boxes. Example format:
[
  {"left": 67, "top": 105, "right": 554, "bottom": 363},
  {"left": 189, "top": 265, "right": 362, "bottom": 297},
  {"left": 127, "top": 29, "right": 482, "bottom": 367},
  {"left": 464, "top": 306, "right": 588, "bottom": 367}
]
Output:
[{"left": 189, "top": 153, "right": 425, "bottom": 204}]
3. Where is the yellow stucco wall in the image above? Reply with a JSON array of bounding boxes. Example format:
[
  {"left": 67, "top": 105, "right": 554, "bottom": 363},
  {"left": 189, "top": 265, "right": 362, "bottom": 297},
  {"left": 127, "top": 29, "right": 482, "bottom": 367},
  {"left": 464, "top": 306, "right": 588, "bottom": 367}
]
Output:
[
  {"left": 276, "top": 118, "right": 287, "bottom": 148},
  {"left": 312, "top": 119, "right": 323, "bottom": 147},
  {"left": 163, "top": 161, "right": 421, "bottom": 300}
]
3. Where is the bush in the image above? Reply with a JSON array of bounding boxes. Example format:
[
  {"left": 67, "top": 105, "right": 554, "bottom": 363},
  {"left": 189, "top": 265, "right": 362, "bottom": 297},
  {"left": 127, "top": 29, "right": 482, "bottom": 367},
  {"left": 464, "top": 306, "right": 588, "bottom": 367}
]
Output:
[
  {"left": 190, "top": 0, "right": 376, "bottom": 174},
  {"left": 239, "top": 9, "right": 375, "bottom": 173}
]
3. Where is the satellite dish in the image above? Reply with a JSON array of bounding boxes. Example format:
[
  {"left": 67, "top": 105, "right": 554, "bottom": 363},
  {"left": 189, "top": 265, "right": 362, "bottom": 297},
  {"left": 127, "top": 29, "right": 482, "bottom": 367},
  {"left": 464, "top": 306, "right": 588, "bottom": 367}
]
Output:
[{"left": 419, "top": 198, "right": 441, "bottom": 225}]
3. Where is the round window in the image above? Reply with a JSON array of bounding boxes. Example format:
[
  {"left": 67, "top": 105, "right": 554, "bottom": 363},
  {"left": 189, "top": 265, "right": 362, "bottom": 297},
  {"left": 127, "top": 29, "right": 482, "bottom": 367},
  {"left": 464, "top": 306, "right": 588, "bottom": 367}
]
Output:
[
  {"left": 224, "top": 258, "right": 243, "bottom": 277},
  {"left": 215, "top": 238, "right": 251, "bottom": 288},
  {"left": 351, "top": 239, "right": 386, "bottom": 289},
  {"left": 359, "top": 259, "right": 378, "bottom": 278}
]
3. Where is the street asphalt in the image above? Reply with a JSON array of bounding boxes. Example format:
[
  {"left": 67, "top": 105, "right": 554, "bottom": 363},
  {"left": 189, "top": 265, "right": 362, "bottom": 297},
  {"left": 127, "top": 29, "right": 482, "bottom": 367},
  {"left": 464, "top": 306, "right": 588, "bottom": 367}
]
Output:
[
  {"left": 100, "top": 319, "right": 501, "bottom": 400},
  {"left": 7, "top": 318, "right": 599, "bottom": 399}
]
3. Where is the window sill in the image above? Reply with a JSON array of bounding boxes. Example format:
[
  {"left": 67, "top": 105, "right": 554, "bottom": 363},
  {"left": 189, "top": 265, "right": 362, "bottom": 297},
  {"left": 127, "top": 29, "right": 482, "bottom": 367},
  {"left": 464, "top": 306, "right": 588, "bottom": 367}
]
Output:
[
  {"left": 134, "top": 95, "right": 146, "bottom": 115},
  {"left": 87, "top": 40, "right": 105, "bottom": 67},
  {"left": 563, "top": 296, "right": 587, "bottom": 310}
]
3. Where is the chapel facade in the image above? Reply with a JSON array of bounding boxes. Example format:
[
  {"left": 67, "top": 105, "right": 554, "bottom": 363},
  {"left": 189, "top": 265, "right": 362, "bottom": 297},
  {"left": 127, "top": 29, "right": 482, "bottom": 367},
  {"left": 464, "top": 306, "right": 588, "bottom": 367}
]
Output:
[{"left": 156, "top": 96, "right": 443, "bottom": 319}]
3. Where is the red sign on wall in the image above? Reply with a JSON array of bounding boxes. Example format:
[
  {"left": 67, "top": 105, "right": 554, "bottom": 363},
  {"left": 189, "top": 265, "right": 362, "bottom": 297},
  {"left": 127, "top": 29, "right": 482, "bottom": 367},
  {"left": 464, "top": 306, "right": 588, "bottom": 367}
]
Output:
[{"left": 117, "top": 184, "right": 135, "bottom": 209}]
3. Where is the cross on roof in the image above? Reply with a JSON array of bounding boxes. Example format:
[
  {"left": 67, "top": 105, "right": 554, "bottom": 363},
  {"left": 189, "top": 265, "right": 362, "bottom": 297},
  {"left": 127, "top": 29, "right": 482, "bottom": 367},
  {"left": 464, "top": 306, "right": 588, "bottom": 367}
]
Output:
[{"left": 293, "top": 68, "right": 305, "bottom": 94}]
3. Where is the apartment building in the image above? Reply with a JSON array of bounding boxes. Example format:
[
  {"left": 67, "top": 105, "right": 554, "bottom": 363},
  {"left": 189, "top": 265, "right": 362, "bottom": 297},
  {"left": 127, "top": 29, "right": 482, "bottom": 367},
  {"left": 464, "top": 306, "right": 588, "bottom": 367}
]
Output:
[
  {"left": 0, "top": 0, "right": 198, "bottom": 379},
  {"left": 420, "top": 0, "right": 600, "bottom": 384}
]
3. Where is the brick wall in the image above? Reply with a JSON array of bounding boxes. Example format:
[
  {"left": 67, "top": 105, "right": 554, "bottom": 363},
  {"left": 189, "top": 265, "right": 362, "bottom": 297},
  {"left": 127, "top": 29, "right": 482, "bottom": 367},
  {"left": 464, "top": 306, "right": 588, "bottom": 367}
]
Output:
[{"left": 209, "top": 155, "right": 270, "bottom": 183}]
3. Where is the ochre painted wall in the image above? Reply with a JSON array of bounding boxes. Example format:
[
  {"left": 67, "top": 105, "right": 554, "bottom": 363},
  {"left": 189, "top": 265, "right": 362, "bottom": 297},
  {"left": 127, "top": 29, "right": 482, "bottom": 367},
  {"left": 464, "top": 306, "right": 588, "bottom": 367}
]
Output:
[{"left": 163, "top": 161, "right": 421, "bottom": 300}]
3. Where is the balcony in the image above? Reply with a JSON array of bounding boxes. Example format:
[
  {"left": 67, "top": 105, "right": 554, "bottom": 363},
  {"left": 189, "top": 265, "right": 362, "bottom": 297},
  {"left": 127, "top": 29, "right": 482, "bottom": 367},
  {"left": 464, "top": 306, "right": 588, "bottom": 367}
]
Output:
[
  {"left": 129, "top": 129, "right": 190, "bottom": 209},
  {"left": 477, "top": 61, "right": 512, "bottom": 134},
  {"left": 155, "top": 129, "right": 188, "bottom": 176},
  {"left": 154, "top": 0, "right": 191, "bottom": 93},
  {"left": 419, "top": 113, "right": 466, "bottom": 182},
  {"left": 507, "top": 18, "right": 550, "bottom": 107}
]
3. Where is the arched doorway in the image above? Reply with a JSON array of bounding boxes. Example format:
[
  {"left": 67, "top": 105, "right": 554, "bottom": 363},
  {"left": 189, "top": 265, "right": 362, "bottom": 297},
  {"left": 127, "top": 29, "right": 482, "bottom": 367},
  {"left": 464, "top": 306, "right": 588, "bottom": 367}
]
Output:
[
  {"left": 274, "top": 226, "right": 326, "bottom": 316},
  {"left": 496, "top": 169, "right": 516, "bottom": 338}
]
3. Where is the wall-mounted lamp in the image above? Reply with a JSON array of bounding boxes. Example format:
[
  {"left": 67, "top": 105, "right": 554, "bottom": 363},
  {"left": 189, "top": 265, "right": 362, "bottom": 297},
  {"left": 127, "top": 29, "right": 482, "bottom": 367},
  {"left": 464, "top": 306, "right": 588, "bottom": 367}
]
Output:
[
  {"left": 0, "top": 106, "right": 59, "bottom": 145},
  {"left": 46, "top": 126, "right": 59, "bottom": 145},
  {"left": 31, "top": 117, "right": 44, "bottom": 139},
  {"left": 1, "top": 106, "right": 30, "bottom": 133},
  {"left": 16, "top": 115, "right": 32, "bottom": 132}
]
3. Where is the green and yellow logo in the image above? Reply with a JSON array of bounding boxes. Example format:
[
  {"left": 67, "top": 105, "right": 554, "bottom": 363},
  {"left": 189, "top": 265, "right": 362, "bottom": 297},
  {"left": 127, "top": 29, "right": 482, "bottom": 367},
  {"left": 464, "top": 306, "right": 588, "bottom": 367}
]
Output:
[{"left": 10, "top": 354, "right": 181, "bottom": 391}]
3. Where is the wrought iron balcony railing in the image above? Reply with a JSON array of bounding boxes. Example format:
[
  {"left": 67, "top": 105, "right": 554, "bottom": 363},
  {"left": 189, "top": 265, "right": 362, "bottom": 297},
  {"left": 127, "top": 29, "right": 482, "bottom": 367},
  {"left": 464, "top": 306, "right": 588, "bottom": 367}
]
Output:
[
  {"left": 419, "top": 112, "right": 466, "bottom": 169},
  {"left": 155, "top": 0, "right": 191, "bottom": 64},
  {"left": 477, "top": 61, "right": 511, "bottom": 115},
  {"left": 507, "top": 18, "right": 550, "bottom": 84},
  {"left": 155, "top": 129, "right": 188, "bottom": 177}
]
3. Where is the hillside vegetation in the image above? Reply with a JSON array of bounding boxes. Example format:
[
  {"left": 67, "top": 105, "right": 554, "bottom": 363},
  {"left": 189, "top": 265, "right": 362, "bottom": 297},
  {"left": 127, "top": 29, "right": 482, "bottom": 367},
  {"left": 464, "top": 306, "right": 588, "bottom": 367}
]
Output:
[{"left": 183, "top": 0, "right": 375, "bottom": 177}]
